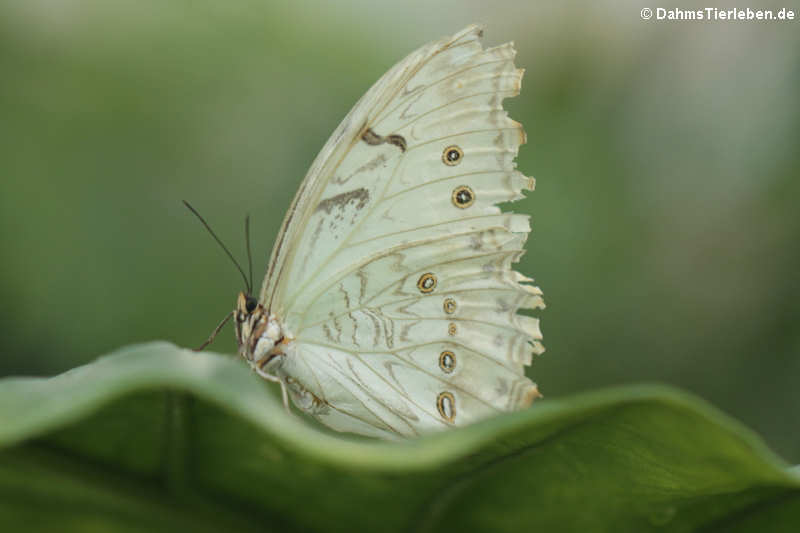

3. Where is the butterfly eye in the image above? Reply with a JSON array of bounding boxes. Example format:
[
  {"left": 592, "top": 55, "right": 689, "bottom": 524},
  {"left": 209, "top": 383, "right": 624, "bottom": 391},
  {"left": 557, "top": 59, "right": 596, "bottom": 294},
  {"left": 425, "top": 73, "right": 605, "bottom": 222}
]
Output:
[
  {"left": 442, "top": 145, "right": 463, "bottom": 166},
  {"left": 452, "top": 185, "right": 475, "bottom": 208},
  {"left": 245, "top": 297, "right": 258, "bottom": 313}
]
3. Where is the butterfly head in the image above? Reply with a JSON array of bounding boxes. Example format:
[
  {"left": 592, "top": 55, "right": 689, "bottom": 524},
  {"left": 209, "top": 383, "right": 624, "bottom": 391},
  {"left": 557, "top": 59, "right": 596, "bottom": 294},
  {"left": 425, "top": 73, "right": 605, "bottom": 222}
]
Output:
[{"left": 234, "top": 291, "right": 285, "bottom": 368}]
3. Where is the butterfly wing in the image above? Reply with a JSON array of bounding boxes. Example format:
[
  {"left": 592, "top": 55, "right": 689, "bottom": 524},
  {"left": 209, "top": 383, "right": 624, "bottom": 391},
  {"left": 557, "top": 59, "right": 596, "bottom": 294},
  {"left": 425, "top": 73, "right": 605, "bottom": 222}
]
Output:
[{"left": 263, "top": 25, "right": 544, "bottom": 438}]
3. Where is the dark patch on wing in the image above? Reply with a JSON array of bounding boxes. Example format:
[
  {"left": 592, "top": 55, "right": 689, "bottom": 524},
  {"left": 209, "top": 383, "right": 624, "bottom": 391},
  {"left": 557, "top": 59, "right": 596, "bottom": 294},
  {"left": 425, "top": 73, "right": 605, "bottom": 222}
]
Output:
[
  {"left": 315, "top": 188, "right": 370, "bottom": 215},
  {"left": 386, "top": 134, "right": 407, "bottom": 152},
  {"left": 361, "top": 128, "right": 407, "bottom": 152},
  {"left": 361, "top": 128, "right": 383, "bottom": 146}
]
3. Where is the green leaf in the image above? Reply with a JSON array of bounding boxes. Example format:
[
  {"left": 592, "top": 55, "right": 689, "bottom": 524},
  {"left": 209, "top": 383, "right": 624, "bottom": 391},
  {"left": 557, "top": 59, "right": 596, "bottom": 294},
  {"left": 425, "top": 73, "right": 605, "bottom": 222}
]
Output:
[{"left": 1, "top": 342, "right": 798, "bottom": 532}]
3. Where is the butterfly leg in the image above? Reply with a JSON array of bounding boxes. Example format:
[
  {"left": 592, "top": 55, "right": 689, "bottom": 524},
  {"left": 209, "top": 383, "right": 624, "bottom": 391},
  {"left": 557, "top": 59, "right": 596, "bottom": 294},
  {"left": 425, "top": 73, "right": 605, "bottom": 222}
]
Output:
[
  {"left": 192, "top": 311, "right": 233, "bottom": 351},
  {"left": 254, "top": 366, "right": 291, "bottom": 414}
]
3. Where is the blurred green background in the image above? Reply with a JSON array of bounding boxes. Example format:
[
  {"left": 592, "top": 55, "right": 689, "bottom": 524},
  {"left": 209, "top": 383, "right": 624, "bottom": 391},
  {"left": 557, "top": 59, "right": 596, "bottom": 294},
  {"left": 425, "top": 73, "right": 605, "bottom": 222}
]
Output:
[{"left": 1, "top": 1, "right": 798, "bottom": 462}]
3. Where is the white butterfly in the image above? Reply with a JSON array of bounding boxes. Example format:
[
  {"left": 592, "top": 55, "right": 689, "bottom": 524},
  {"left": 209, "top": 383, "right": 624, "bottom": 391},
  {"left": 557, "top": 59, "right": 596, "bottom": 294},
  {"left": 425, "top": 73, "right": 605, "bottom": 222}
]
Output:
[{"left": 217, "top": 25, "right": 544, "bottom": 439}]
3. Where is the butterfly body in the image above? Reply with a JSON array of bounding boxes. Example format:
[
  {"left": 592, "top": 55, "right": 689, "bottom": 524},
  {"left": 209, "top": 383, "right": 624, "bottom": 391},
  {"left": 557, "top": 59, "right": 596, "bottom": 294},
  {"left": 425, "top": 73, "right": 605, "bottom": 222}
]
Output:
[{"left": 232, "top": 25, "right": 544, "bottom": 439}]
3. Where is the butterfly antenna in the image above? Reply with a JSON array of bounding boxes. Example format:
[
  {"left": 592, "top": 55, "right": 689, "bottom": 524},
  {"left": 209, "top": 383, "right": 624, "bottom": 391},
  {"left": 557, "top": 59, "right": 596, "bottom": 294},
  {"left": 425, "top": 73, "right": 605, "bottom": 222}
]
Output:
[
  {"left": 183, "top": 200, "right": 251, "bottom": 294},
  {"left": 245, "top": 214, "right": 254, "bottom": 296}
]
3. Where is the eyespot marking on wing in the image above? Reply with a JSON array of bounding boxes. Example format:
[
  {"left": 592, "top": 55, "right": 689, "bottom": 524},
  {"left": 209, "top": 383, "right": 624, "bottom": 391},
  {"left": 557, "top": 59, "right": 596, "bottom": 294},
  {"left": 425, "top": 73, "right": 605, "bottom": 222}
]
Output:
[
  {"left": 439, "top": 350, "right": 456, "bottom": 373},
  {"left": 437, "top": 391, "right": 456, "bottom": 422},
  {"left": 417, "top": 272, "right": 437, "bottom": 293},
  {"left": 443, "top": 297, "right": 457, "bottom": 314},
  {"left": 448, "top": 323, "right": 457, "bottom": 336},
  {"left": 442, "top": 145, "right": 463, "bottom": 166},
  {"left": 362, "top": 127, "right": 407, "bottom": 152},
  {"left": 452, "top": 185, "right": 475, "bottom": 208}
]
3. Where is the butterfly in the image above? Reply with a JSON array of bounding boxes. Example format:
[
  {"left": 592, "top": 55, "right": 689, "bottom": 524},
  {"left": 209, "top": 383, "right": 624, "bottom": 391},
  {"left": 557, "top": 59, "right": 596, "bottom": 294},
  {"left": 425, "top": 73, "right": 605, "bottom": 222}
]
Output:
[{"left": 192, "top": 24, "right": 544, "bottom": 439}]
